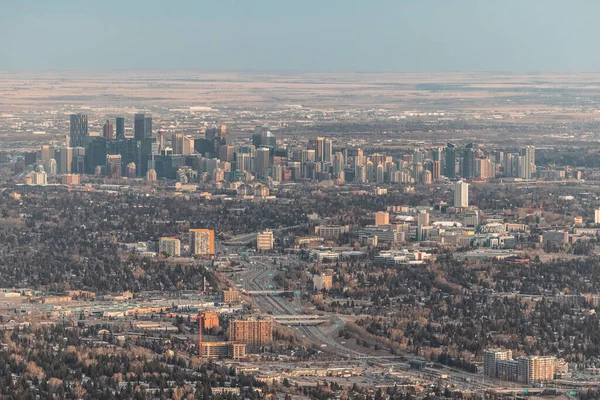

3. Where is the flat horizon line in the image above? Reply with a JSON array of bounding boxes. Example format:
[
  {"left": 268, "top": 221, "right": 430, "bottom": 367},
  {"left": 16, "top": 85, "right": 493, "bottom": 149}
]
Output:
[{"left": 1, "top": 68, "right": 600, "bottom": 75}]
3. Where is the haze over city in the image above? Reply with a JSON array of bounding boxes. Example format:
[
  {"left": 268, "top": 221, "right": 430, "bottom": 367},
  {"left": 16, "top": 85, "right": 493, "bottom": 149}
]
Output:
[
  {"left": 2, "top": 0, "right": 600, "bottom": 72},
  {"left": 3, "top": 2, "right": 600, "bottom": 400}
]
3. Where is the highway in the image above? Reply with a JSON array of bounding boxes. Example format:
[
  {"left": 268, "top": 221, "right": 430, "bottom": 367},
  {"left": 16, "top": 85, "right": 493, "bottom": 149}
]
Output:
[
  {"left": 223, "top": 244, "right": 531, "bottom": 392},
  {"left": 234, "top": 256, "right": 365, "bottom": 358}
]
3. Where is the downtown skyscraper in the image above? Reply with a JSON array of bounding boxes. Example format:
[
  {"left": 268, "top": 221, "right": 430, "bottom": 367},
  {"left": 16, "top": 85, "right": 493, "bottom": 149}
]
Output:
[
  {"left": 134, "top": 113, "right": 152, "bottom": 141},
  {"left": 132, "top": 113, "right": 155, "bottom": 177},
  {"left": 445, "top": 142, "right": 457, "bottom": 179},
  {"left": 102, "top": 120, "right": 114, "bottom": 141},
  {"left": 69, "top": 114, "right": 88, "bottom": 147},
  {"left": 115, "top": 117, "right": 125, "bottom": 140}
]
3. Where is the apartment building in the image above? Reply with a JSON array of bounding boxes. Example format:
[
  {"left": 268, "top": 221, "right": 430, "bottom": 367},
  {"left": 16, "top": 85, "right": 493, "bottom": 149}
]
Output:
[{"left": 229, "top": 318, "right": 273, "bottom": 349}]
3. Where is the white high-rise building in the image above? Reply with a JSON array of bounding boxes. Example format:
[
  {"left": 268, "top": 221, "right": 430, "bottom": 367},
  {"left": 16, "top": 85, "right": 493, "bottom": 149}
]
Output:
[
  {"left": 454, "top": 180, "right": 469, "bottom": 208},
  {"left": 333, "top": 152, "right": 345, "bottom": 174},
  {"left": 376, "top": 164, "right": 385, "bottom": 184},
  {"left": 323, "top": 139, "right": 333, "bottom": 163},
  {"left": 31, "top": 165, "right": 48, "bottom": 186},
  {"left": 519, "top": 146, "right": 535, "bottom": 179},
  {"left": 595, "top": 209, "right": 600, "bottom": 225},
  {"left": 44, "top": 158, "right": 57, "bottom": 176}
]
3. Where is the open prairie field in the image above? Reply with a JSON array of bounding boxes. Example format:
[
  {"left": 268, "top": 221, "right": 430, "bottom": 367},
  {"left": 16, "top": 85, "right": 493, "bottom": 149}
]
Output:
[{"left": 1, "top": 70, "right": 600, "bottom": 117}]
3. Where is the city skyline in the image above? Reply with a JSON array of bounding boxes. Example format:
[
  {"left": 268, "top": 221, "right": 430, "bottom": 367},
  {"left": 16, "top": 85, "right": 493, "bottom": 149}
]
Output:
[
  {"left": 2, "top": 2, "right": 600, "bottom": 397},
  {"left": 3, "top": 90, "right": 600, "bottom": 396}
]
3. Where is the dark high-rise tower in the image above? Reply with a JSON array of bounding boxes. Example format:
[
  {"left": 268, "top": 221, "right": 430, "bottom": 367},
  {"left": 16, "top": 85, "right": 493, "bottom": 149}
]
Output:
[
  {"left": 134, "top": 114, "right": 143, "bottom": 140},
  {"left": 144, "top": 116, "right": 152, "bottom": 138},
  {"left": 70, "top": 114, "right": 89, "bottom": 147},
  {"left": 133, "top": 113, "right": 154, "bottom": 177},
  {"left": 86, "top": 137, "right": 107, "bottom": 174},
  {"left": 115, "top": 117, "right": 125, "bottom": 140},
  {"left": 462, "top": 143, "right": 477, "bottom": 179},
  {"left": 444, "top": 142, "right": 456, "bottom": 179},
  {"left": 102, "top": 120, "right": 114, "bottom": 141},
  {"left": 205, "top": 124, "right": 227, "bottom": 155},
  {"left": 134, "top": 113, "right": 152, "bottom": 141}
]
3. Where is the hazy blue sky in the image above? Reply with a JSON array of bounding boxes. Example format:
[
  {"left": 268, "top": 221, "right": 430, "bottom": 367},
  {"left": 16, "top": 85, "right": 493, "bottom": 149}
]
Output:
[{"left": 1, "top": 0, "right": 599, "bottom": 72}]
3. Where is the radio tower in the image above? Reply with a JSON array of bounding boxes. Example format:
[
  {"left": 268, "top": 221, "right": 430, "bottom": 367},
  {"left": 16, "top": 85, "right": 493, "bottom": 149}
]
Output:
[{"left": 197, "top": 312, "right": 204, "bottom": 357}]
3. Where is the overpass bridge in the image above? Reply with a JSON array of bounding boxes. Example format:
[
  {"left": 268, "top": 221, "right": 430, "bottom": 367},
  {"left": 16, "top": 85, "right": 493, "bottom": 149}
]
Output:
[
  {"left": 245, "top": 290, "right": 298, "bottom": 296},
  {"left": 272, "top": 314, "right": 327, "bottom": 326},
  {"left": 222, "top": 225, "right": 304, "bottom": 246},
  {"left": 490, "top": 388, "right": 558, "bottom": 395}
]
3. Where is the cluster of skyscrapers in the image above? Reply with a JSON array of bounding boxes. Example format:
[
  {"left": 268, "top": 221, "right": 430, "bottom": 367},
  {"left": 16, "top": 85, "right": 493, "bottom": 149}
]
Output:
[
  {"left": 32, "top": 114, "right": 536, "bottom": 186},
  {"left": 38, "top": 113, "right": 156, "bottom": 180},
  {"left": 445, "top": 142, "right": 536, "bottom": 180}
]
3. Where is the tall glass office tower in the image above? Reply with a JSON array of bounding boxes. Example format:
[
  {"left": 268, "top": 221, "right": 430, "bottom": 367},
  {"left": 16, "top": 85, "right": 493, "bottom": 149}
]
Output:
[{"left": 69, "top": 114, "right": 88, "bottom": 147}]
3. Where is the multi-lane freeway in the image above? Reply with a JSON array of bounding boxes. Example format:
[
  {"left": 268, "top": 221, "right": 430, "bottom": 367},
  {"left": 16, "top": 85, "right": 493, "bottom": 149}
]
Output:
[
  {"left": 224, "top": 244, "right": 558, "bottom": 393},
  {"left": 236, "top": 258, "right": 512, "bottom": 392},
  {"left": 236, "top": 256, "right": 365, "bottom": 358}
]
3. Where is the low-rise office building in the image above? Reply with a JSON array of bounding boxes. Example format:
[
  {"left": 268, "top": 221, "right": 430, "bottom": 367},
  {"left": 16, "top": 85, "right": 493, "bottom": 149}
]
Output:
[
  {"left": 158, "top": 237, "right": 181, "bottom": 257},
  {"left": 202, "top": 341, "right": 246, "bottom": 360}
]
